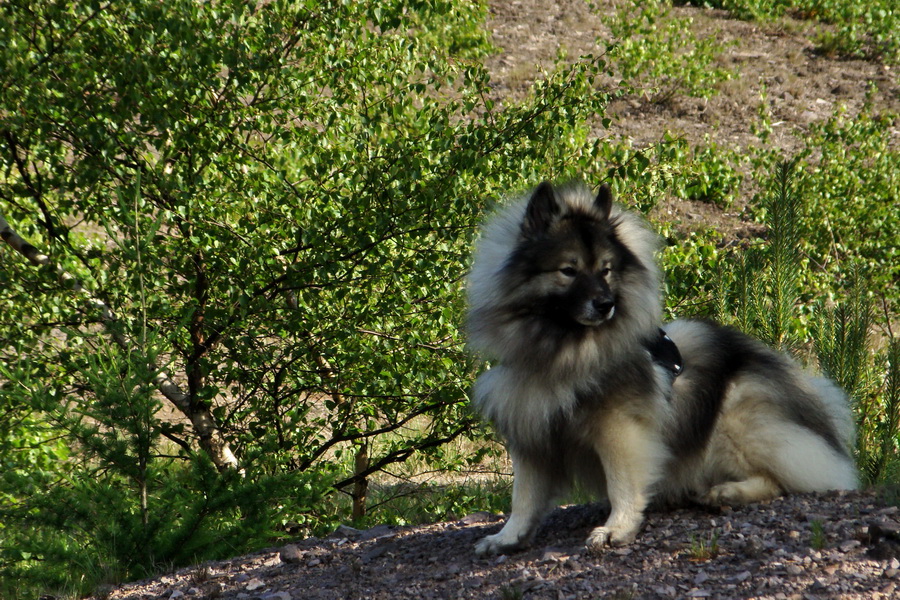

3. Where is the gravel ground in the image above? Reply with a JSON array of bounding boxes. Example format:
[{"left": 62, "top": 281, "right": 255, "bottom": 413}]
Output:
[{"left": 104, "top": 490, "right": 900, "bottom": 600}]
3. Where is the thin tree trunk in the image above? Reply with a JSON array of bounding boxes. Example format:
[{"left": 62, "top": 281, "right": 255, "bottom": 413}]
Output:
[
  {"left": 315, "top": 355, "right": 369, "bottom": 518},
  {"left": 0, "top": 211, "right": 240, "bottom": 471},
  {"left": 352, "top": 442, "right": 369, "bottom": 521}
]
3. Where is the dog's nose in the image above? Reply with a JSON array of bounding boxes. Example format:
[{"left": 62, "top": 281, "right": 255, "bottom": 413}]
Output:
[{"left": 592, "top": 298, "right": 615, "bottom": 316}]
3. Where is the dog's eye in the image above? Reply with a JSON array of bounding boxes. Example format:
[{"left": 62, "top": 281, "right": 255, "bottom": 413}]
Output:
[
  {"left": 559, "top": 266, "right": 578, "bottom": 277},
  {"left": 598, "top": 267, "right": 612, "bottom": 278}
]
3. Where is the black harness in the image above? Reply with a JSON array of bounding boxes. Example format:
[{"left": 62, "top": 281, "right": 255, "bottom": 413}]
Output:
[{"left": 645, "top": 328, "right": 683, "bottom": 377}]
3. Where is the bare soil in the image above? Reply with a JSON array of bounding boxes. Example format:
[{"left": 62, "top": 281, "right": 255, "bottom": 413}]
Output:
[
  {"left": 486, "top": 0, "right": 899, "bottom": 236},
  {"left": 99, "top": 2, "right": 900, "bottom": 599}
]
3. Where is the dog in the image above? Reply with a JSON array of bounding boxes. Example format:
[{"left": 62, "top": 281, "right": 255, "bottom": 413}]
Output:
[{"left": 466, "top": 181, "right": 858, "bottom": 555}]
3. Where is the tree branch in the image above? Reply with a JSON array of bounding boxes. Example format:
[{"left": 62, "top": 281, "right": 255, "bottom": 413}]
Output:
[
  {"left": 0, "top": 209, "right": 240, "bottom": 471},
  {"left": 0, "top": 211, "right": 50, "bottom": 266}
]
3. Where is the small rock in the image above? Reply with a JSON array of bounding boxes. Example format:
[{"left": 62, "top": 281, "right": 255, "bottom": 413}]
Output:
[
  {"left": 331, "top": 524, "right": 363, "bottom": 539},
  {"left": 510, "top": 574, "right": 543, "bottom": 593},
  {"left": 169, "top": 591, "right": 184, "bottom": 600},
  {"left": 786, "top": 564, "right": 803, "bottom": 576},
  {"left": 732, "top": 571, "right": 752, "bottom": 583},
  {"left": 361, "top": 543, "right": 390, "bottom": 562},
  {"left": 234, "top": 573, "right": 250, "bottom": 583},
  {"left": 360, "top": 524, "right": 395, "bottom": 541},
  {"left": 262, "top": 556, "right": 282, "bottom": 567},
  {"left": 261, "top": 593, "right": 292, "bottom": 600},
  {"left": 246, "top": 579, "right": 266, "bottom": 592},
  {"left": 811, "top": 577, "right": 829, "bottom": 589},
  {"left": 565, "top": 558, "right": 583, "bottom": 570},
  {"left": 459, "top": 512, "right": 494, "bottom": 525},
  {"left": 540, "top": 550, "right": 566, "bottom": 563},
  {"left": 806, "top": 513, "right": 829, "bottom": 524},
  {"left": 652, "top": 585, "right": 677, "bottom": 597},
  {"left": 694, "top": 571, "right": 709, "bottom": 585},
  {"left": 799, "top": 110, "right": 819, "bottom": 123},
  {"left": 205, "top": 583, "right": 224, "bottom": 596},
  {"left": 742, "top": 536, "right": 765, "bottom": 557},
  {"left": 279, "top": 544, "right": 304, "bottom": 564}
]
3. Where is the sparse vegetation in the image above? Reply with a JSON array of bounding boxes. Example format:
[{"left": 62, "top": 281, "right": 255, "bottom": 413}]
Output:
[
  {"left": 695, "top": 0, "right": 900, "bottom": 63},
  {"left": 602, "top": 0, "right": 736, "bottom": 103},
  {"left": 688, "top": 528, "right": 721, "bottom": 561},
  {"left": 809, "top": 519, "right": 827, "bottom": 550}
]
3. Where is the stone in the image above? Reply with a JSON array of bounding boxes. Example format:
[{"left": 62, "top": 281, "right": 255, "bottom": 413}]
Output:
[
  {"left": 279, "top": 544, "right": 304, "bottom": 564},
  {"left": 331, "top": 524, "right": 363, "bottom": 539},
  {"left": 459, "top": 512, "right": 494, "bottom": 525}
]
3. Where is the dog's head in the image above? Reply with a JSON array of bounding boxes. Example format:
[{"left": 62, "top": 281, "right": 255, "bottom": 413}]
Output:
[
  {"left": 467, "top": 179, "right": 661, "bottom": 366},
  {"left": 505, "top": 181, "right": 636, "bottom": 328}
]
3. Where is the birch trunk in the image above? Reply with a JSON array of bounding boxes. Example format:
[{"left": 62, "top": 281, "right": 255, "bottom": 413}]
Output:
[{"left": 0, "top": 211, "right": 240, "bottom": 471}]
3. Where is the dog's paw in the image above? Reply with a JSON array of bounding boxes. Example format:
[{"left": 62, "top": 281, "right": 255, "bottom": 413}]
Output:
[
  {"left": 474, "top": 533, "right": 525, "bottom": 557},
  {"left": 701, "top": 476, "right": 781, "bottom": 506},
  {"left": 585, "top": 523, "right": 638, "bottom": 552},
  {"left": 701, "top": 483, "right": 737, "bottom": 506}
]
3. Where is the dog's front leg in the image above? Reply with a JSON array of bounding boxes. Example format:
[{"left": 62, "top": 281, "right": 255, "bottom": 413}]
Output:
[
  {"left": 586, "top": 409, "right": 668, "bottom": 550},
  {"left": 475, "top": 450, "right": 556, "bottom": 556}
]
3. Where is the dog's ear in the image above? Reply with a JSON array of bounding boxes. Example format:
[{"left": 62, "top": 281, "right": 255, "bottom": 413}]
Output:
[
  {"left": 522, "top": 181, "right": 560, "bottom": 238},
  {"left": 594, "top": 183, "right": 613, "bottom": 220}
]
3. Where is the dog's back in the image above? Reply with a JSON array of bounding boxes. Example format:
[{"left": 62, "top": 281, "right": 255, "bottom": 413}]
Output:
[{"left": 658, "top": 318, "right": 858, "bottom": 505}]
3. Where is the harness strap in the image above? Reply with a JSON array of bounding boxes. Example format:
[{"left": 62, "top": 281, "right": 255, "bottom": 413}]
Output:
[{"left": 645, "top": 328, "right": 683, "bottom": 376}]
